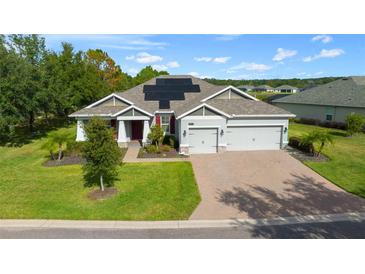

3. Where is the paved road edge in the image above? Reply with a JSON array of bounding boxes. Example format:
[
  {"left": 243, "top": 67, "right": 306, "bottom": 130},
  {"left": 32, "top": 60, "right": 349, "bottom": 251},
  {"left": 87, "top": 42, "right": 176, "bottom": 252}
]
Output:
[{"left": 1, "top": 212, "right": 365, "bottom": 230}]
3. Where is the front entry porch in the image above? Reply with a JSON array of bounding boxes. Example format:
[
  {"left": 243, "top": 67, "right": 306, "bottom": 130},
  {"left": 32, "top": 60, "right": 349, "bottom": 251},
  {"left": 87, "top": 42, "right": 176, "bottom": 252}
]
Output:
[{"left": 117, "top": 117, "right": 151, "bottom": 148}]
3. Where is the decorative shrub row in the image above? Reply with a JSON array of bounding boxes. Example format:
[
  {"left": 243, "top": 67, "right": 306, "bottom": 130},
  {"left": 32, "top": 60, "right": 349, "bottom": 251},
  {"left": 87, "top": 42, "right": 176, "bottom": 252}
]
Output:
[
  {"left": 290, "top": 118, "right": 346, "bottom": 130},
  {"left": 288, "top": 136, "right": 315, "bottom": 154}
]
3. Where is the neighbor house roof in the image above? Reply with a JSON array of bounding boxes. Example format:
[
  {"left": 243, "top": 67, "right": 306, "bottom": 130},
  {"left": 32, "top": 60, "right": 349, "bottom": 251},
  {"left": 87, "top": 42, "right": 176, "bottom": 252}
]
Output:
[
  {"left": 275, "top": 85, "right": 298, "bottom": 90},
  {"left": 255, "top": 85, "right": 274, "bottom": 90},
  {"left": 272, "top": 76, "right": 365, "bottom": 108}
]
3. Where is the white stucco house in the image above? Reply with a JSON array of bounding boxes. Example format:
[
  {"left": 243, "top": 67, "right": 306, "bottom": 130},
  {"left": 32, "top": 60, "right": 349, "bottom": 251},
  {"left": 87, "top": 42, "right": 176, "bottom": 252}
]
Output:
[{"left": 69, "top": 75, "right": 295, "bottom": 154}]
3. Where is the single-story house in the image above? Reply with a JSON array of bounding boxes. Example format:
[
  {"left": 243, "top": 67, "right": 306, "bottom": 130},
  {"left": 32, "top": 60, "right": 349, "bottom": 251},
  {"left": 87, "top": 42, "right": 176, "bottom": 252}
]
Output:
[
  {"left": 237, "top": 85, "right": 255, "bottom": 91},
  {"left": 275, "top": 85, "right": 299, "bottom": 93},
  {"left": 272, "top": 76, "right": 365, "bottom": 123},
  {"left": 253, "top": 85, "right": 275, "bottom": 92},
  {"left": 70, "top": 75, "right": 294, "bottom": 154}
]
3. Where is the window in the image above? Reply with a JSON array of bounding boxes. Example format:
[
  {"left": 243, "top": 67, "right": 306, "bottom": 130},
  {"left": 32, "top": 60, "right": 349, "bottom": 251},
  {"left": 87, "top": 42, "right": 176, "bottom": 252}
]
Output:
[
  {"left": 326, "top": 114, "right": 333, "bottom": 121},
  {"left": 160, "top": 114, "right": 170, "bottom": 133}
]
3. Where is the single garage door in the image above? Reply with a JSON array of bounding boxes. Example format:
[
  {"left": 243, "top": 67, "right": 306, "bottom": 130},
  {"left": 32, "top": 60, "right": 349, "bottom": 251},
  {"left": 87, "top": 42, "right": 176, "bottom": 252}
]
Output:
[
  {"left": 226, "top": 126, "right": 282, "bottom": 151},
  {"left": 189, "top": 128, "right": 218, "bottom": 154}
]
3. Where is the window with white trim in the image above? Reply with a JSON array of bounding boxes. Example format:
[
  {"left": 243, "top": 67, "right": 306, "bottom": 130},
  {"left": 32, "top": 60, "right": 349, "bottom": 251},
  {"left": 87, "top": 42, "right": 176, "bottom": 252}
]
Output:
[{"left": 160, "top": 114, "right": 170, "bottom": 133}]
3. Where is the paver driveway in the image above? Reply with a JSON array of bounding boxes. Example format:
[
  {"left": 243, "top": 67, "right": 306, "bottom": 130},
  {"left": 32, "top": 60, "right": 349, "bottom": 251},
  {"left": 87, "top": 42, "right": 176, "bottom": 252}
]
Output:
[{"left": 190, "top": 151, "right": 365, "bottom": 220}]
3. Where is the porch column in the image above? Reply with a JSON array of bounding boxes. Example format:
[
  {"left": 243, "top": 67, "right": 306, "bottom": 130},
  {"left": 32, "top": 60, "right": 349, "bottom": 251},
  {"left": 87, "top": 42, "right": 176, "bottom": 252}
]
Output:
[
  {"left": 142, "top": 120, "right": 150, "bottom": 145},
  {"left": 76, "top": 120, "right": 86, "bottom": 141},
  {"left": 117, "top": 120, "right": 127, "bottom": 144}
]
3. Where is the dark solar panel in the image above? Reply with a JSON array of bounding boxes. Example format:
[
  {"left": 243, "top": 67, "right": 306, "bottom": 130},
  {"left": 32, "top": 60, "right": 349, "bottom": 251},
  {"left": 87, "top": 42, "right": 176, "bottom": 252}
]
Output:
[{"left": 143, "top": 78, "right": 201, "bottom": 108}]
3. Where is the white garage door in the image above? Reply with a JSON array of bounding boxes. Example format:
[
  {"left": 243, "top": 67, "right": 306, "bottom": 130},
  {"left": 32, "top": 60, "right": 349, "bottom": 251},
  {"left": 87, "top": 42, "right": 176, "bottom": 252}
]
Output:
[
  {"left": 189, "top": 128, "right": 218, "bottom": 154},
  {"left": 226, "top": 126, "right": 282, "bottom": 151}
]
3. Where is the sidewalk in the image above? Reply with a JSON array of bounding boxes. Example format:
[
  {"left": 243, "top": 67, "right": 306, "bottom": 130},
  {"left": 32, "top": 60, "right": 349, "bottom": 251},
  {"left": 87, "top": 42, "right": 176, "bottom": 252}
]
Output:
[
  {"left": 123, "top": 142, "right": 189, "bottom": 163},
  {"left": 1, "top": 212, "right": 365, "bottom": 230}
]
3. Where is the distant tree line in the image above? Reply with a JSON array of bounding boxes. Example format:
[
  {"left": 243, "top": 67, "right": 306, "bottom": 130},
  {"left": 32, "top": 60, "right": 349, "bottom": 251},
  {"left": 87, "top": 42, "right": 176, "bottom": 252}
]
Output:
[
  {"left": 205, "top": 77, "right": 341, "bottom": 89},
  {"left": 0, "top": 34, "right": 168, "bottom": 140}
]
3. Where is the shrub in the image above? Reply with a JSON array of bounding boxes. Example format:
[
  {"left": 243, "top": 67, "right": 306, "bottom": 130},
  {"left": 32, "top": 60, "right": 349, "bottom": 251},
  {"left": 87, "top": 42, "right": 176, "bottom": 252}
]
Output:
[
  {"left": 65, "top": 140, "right": 84, "bottom": 157},
  {"left": 345, "top": 113, "right": 365, "bottom": 136},
  {"left": 160, "top": 144, "right": 171, "bottom": 152},
  {"left": 162, "top": 135, "right": 178, "bottom": 149},
  {"left": 145, "top": 144, "right": 158, "bottom": 154},
  {"left": 289, "top": 136, "right": 314, "bottom": 154},
  {"left": 147, "top": 125, "right": 164, "bottom": 152},
  {"left": 299, "top": 118, "right": 321, "bottom": 126},
  {"left": 319, "top": 120, "right": 346, "bottom": 130},
  {"left": 300, "top": 130, "right": 333, "bottom": 156}
]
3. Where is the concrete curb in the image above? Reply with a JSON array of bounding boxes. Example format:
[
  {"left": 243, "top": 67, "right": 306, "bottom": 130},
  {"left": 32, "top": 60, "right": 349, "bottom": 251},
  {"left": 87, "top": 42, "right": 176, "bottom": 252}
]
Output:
[{"left": 1, "top": 212, "right": 365, "bottom": 230}]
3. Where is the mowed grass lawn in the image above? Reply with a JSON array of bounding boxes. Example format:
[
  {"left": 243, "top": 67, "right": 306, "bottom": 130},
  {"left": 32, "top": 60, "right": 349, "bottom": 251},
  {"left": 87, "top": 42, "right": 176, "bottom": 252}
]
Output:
[
  {"left": 289, "top": 123, "right": 365, "bottom": 198},
  {"left": 0, "top": 126, "right": 201, "bottom": 220}
]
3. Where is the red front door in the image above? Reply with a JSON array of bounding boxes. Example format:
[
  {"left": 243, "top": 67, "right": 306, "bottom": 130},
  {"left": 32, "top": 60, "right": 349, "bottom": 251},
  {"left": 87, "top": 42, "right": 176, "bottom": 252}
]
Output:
[{"left": 131, "top": 120, "right": 143, "bottom": 140}]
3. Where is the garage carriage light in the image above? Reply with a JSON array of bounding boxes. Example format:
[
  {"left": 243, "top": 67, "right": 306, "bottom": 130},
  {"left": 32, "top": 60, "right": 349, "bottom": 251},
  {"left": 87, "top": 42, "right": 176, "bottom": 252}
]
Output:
[
  {"left": 284, "top": 127, "right": 288, "bottom": 133},
  {"left": 220, "top": 129, "right": 224, "bottom": 136}
]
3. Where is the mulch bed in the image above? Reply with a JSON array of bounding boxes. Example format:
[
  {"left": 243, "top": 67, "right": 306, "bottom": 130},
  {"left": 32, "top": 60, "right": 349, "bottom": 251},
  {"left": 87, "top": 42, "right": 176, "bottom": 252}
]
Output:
[
  {"left": 87, "top": 187, "right": 118, "bottom": 201},
  {"left": 138, "top": 148, "right": 189, "bottom": 159},
  {"left": 43, "top": 156, "right": 86, "bottom": 167},
  {"left": 285, "top": 145, "right": 329, "bottom": 162}
]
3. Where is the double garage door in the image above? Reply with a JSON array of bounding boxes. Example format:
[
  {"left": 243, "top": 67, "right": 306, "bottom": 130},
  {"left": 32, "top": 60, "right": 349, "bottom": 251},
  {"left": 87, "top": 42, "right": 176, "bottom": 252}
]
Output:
[{"left": 188, "top": 126, "right": 282, "bottom": 154}]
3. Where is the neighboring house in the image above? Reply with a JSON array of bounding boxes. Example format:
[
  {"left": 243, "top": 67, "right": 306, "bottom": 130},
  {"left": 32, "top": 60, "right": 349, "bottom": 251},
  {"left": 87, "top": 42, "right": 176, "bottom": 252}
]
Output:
[
  {"left": 253, "top": 85, "right": 275, "bottom": 92},
  {"left": 272, "top": 76, "right": 365, "bottom": 123},
  {"left": 70, "top": 75, "right": 294, "bottom": 154},
  {"left": 237, "top": 85, "right": 255, "bottom": 91},
  {"left": 275, "top": 85, "right": 299, "bottom": 93}
]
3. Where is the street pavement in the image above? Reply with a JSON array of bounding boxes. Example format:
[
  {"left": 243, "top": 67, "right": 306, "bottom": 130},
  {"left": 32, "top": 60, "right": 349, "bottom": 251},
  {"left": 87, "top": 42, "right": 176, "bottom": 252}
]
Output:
[{"left": 1, "top": 219, "right": 365, "bottom": 239}]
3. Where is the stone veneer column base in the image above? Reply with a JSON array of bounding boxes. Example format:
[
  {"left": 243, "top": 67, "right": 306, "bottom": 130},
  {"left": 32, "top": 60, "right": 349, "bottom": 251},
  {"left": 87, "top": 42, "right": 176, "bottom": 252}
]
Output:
[
  {"left": 217, "top": 146, "right": 227, "bottom": 153},
  {"left": 179, "top": 146, "right": 189, "bottom": 155}
]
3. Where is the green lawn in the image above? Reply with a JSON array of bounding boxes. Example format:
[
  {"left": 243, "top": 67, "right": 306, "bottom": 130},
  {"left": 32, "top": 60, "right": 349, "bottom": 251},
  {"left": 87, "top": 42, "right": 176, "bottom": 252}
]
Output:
[
  {"left": 289, "top": 123, "right": 365, "bottom": 198},
  {"left": 0, "top": 126, "right": 201, "bottom": 220}
]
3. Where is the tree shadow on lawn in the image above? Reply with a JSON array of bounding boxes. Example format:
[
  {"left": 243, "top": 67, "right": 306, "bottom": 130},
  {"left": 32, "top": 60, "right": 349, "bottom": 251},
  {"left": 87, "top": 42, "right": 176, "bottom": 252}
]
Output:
[{"left": 217, "top": 173, "right": 365, "bottom": 238}]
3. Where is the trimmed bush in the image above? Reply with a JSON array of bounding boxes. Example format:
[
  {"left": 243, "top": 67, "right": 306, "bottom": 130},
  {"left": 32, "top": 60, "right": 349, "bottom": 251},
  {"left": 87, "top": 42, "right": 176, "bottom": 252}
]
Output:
[
  {"left": 65, "top": 140, "right": 84, "bottom": 157},
  {"left": 162, "top": 134, "right": 179, "bottom": 149},
  {"left": 289, "top": 136, "right": 315, "bottom": 154},
  {"left": 145, "top": 144, "right": 159, "bottom": 154},
  {"left": 345, "top": 113, "right": 365, "bottom": 136},
  {"left": 160, "top": 144, "right": 171, "bottom": 152}
]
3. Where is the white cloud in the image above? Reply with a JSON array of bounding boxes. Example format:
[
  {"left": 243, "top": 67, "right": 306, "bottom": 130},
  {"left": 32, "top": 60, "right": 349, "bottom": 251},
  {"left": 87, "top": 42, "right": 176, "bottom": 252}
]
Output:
[
  {"left": 135, "top": 52, "right": 163, "bottom": 64},
  {"left": 152, "top": 61, "right": 180, "bottom": 71},
  {"left": 312, "top": 35, "right": 333, "bottom": 44},
  {"left": 166, "top": 61, "right": 180, "bottom": 68},
  {"left": 216, "top": 35, "right": 240, "bottom": 41},
  {"left": 272, "top": 48, "right": 297, "bottom": 61},
  {"left": 303, "top": 48, "right": 345, "bottom": 62},
  {"left": 229, "top": 62, "right": 272, "bottom": 72},
  {"left": 194, "top": 57, "right": 213, "bottom": 62},
  {"left": 152, "top": 64, "right": 168, "bottom": 71},
  {"left": 188, "top": 72, "right": 211, "bottom": 79},
  {"left": 194, "top": 56, "right": 231, "bottom": 64},
  {"left": 212, "top": 57, "right": 231, "bottom": 64},
  {"left": 128, "top": 39, "right": 167, "bottom": 47},
  {"left": 100, "top": 45, "right": 148, "bottom": 50},
  {"left": 125, "top": 55, "right": 135, "bottom": 60}
]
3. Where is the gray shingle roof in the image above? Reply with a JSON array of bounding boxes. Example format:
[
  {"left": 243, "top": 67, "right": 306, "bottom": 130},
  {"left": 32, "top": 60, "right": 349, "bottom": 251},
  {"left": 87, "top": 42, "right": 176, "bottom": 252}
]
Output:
[
  {"left": 272, "top": 76, "right": 365, "bottom": 108},
  {"left": 237, "top": 85, "right": 255, "bottom": 90},
  {"left": 207, "top": 99, "right": 293, "bottom": 116},
  {"left": 275, "top": 85, "right": 298, "bottom": 90},
  {"left": 69, "top": 106, "right": 128, "bottom": 117},
  {"left": 115, "top": 75, "right": 228, "bottom": 116}
]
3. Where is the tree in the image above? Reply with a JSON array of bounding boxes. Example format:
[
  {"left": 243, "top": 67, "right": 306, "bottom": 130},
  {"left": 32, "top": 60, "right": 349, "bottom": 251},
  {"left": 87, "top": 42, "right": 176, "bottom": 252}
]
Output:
[
  {"left": 82, "top": 118, "right": 121, "bottom": 191},
  {"left": 133, "top": 66, "right": 168, "bottom": 86},
  {"left": 300, "top": 130, "right": 334, "bottom": 156},
  {"left": 147, "top": 125, "right": 164, "bottom": 152},
  {"left": 345, "top": 113, "right": 365, "bottom": 136}
]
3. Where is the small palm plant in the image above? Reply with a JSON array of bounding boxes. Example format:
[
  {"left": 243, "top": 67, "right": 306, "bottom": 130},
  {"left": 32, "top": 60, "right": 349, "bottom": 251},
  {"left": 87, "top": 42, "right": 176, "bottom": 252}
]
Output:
[
  {"left": 300, "top": 130, "right": 334, "bottom": 157},
  {"left": 42, "top": 131, "right": 71, "bottom": 161}
]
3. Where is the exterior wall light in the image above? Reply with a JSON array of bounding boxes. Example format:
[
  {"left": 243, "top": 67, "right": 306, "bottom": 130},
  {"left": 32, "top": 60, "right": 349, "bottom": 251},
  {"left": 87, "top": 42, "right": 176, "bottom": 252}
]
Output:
[
  {"left": 220, "top": 129, "right": 224, "bottom": 136},
  {"left": 183, "top": 130, "right": 187, "bottom": 137},
  {"left": 284, "top": 127, "right": 288, "bottom": 133}
]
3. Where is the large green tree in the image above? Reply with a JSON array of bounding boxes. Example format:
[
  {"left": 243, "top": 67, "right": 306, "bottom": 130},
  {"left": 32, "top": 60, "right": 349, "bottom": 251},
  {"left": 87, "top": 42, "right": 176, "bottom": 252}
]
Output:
[
  {"left": 133, "top": 66, "right": 168, "bottom": 86},
  {"left": 82, "top": 118, "right": 122, "bottom": 191}
]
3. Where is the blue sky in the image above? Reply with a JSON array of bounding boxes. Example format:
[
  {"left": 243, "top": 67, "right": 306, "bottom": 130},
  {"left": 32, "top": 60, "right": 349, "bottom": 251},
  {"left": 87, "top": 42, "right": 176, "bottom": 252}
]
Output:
[{"left": 43, "top": 34, "right": 365, "bottom": 79}]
